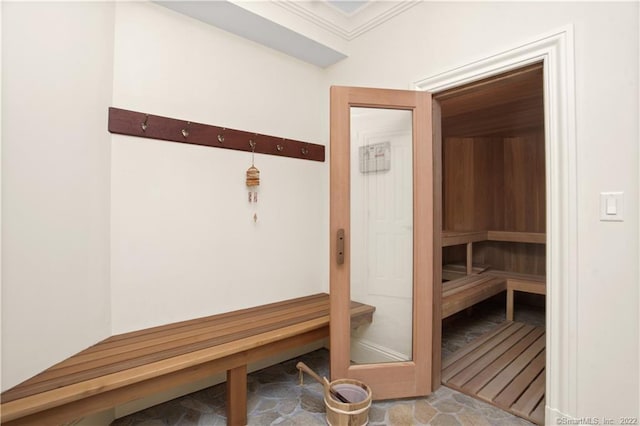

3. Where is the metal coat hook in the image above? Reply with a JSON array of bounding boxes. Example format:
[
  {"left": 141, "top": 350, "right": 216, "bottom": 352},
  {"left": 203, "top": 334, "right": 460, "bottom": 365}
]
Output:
[
  {"left": 141, "top": 115, "right": 149, "bottom": 132},
  {"left": 181, "top": 122, "right": 190, "bottom": 138},
  {"left": 277, "top": 138, "right": 285, "bottom": 152},
  {"left": 301, "top": 145, "right": 309, "bottom": 156}
]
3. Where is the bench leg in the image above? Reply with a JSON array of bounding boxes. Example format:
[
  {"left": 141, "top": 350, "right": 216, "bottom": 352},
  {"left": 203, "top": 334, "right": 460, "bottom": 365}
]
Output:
[
  {"left": 506, "top": 289, "right": 514, "bottom": 321},
  {"left": 227, "top": 365, "right": 247, "bottom": 426}
]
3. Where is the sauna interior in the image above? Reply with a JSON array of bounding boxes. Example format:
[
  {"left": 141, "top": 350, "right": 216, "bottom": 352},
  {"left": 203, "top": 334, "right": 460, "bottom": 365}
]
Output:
[{"left": 438, "top": 63, "right": 547, "bottom": 425}]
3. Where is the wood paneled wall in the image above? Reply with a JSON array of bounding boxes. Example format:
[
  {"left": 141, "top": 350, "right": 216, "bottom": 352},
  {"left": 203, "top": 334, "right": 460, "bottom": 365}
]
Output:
[
  {"left": 442, "top": 131, "right": 545, "bottom": 275},
  {"left": 504, "top": 133, "right": 546, "bottom": 233},
  {"left": 443, "top": 137, "right": 504, "bottom": 231}
]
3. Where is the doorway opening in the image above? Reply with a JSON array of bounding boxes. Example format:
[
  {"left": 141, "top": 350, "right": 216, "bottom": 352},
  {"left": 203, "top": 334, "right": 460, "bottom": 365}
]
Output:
[{"left": 434, "top": 63, "right": 546, "bottom": 425}]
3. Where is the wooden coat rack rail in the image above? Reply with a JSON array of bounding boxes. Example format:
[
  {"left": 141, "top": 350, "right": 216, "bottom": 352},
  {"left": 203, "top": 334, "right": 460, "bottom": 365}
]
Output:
[{"left": 108, "top": 107, "right": 325, "bottom": 162}]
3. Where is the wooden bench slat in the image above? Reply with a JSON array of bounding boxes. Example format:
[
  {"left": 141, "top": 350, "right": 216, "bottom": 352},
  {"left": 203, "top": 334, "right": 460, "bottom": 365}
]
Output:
[
  {"left": 442, "top": 263, "right": 490, "bottom": 281},
  {"left": 49, "top": 298, "right": 332, "bottom": 370},
  {"left": 486, "top": 230, "right": 546, "bottom": 244},
  {"left": 442, "top": 230, "right": 488, "bottom": 247},
  {"left": 59, "top": 300, "right": 369, "bottom": 373},
  {"left": 4, "top": 309, "right": 331, "bottom": 401},
  {"left": 508, "top": 279, "right": 546, "bottom": 295},
  {"left": 106, "top": 293, "right": 329, "bottom": 342},
  {"left": 441, "top": 230, "right": 546, "bottom": 247},
  {"left": 484, "top": 270, "right": 545, "bottom": 282},
  {"left": 14, "top": 297, "right": 367, "bottom": 394},
  {"left": 82, "top": 293, "right": 330, "bottom": 352},
  {"left": 442, "top": 277, "right": 507, "bottom": 318},
  {"left": 6, "top": 299, "right": 332, "bottom": 394},
  {"left": 443, "top": 275, "right": 497, "bottom": 297}
]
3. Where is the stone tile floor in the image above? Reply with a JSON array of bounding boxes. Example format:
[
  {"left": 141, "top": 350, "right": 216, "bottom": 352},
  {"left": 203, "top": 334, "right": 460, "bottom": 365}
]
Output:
[{"left": 111, "top": 299, "right": 544, "bottom": 426}]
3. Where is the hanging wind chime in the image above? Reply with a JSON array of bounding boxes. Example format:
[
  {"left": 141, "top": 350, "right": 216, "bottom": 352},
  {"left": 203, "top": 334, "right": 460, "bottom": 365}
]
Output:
[{"left": 246, "top": 140, "right": 260, "bottom": 222}]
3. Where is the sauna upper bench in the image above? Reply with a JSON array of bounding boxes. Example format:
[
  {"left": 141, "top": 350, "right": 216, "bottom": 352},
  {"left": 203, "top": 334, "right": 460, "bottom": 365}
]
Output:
[
  {"left": 441, "top": 229, "right": 546, "bottom": 318},
  {"left": 442, "top": 230, "right": 546, "bottom": 278},
  {"left": 442, "top": 230, "right": 546, "bottom": 247},
  {"left": 0, "top": 293, "right": 375, "bottom": 426}
]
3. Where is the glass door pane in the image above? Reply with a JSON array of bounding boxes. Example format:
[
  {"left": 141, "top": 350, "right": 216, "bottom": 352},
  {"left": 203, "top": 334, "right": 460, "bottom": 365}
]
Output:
[{"left": 349, "top": 107, "right": 414, "bottom": 364}]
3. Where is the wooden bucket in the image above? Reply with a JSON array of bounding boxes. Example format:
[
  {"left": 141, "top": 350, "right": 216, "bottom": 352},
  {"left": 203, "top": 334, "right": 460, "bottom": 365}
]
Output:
[{"left": 324, "top": 378, "right": 372, "bottom": 426}]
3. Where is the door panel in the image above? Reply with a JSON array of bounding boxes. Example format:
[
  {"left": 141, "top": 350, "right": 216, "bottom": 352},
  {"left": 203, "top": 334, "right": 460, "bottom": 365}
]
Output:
[{"left": 330, "top": 86, "right": 434, "bottom": 400}]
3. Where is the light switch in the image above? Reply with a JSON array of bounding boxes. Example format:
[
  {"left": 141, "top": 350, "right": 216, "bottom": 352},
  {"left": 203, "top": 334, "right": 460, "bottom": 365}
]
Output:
[
  {"left": 606, "top": 197, "right": 617, "bottom": 215},
  {"left": 600, "top": 192, "right": 624, "bottom": 221}
]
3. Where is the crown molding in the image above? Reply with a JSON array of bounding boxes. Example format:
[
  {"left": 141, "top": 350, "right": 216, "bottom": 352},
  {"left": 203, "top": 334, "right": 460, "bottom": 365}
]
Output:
[{"left": 275, "top": 1, "right": 420, "bottom": 41}]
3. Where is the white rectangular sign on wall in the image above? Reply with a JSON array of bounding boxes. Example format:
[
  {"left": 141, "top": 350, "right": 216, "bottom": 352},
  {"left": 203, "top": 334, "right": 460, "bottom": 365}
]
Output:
[{"left": 359, "top": 141, "right": 391, "bottom": 173}]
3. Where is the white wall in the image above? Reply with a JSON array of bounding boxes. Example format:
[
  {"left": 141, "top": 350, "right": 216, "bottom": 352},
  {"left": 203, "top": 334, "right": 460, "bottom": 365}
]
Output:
[
  {"left": 326, "top": 1, "right": 639, "bottom": 419},
  {"left": 1, "top": 2, "right": 114, "bottom": 390},
  {"left": 2, "top": 1, "right": 637, "bottom": 422},
  {"left": 110, "top": 2, "right": 328, "bottom": 333}
]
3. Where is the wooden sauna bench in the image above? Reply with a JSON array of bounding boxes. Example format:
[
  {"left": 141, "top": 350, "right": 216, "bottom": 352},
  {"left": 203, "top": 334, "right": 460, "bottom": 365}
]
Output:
[
  {"left": 442, "top": 230, "right": 546, "bottom": 279},
  {"left": 441, "top": 230, "right": 545, "bottom": 319},
  {"left": 442, "top": 270, "right": 546, "bottom": 319},
  {"left": 0, "top": 293, "right": 375, "bottom": 426},
  {"left": 442, "top": 273, "right": 507, "bottom": 318}
]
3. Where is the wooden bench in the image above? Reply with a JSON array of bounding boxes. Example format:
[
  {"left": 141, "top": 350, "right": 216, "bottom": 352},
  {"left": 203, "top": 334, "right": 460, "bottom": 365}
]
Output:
[
  {"left": 506, "top": 278, "right": 546, "bottom": 321},
  {"left": 442, "top": 270, "right": 545, "bottom": 319},
  {"left": 441, "top": 230, "right": 546, "bottom": 319},
  {"left": 0, "top": 293, "right": 375, "bottom": 426},
  {"left": 442, "top": 274, "right": 507, "bottom": 318},
  {"left": 441, "top": 230, "right": 546, "bottom": 277}
]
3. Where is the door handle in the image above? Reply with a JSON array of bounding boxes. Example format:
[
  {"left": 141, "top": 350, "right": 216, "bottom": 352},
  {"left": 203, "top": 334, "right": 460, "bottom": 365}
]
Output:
[{"left": 337, "top": 229, "right": 345, "bottom": 265}]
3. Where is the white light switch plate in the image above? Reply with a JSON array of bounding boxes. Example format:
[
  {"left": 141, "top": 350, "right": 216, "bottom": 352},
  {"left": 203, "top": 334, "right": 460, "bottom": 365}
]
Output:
[{"left": 600, "top": 192, "right": 624, "bottom": 221}]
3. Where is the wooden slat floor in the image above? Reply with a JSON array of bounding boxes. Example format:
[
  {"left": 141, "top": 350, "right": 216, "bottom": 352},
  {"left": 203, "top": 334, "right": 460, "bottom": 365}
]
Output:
[{"left": 442, "top": 321, "right": 545, "bottom": 425}]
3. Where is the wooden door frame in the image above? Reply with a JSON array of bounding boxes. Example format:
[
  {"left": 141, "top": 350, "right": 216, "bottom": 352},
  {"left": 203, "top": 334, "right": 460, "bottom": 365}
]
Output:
[{"left": 414, "top": 26, "right": 577, "bottom": 424}]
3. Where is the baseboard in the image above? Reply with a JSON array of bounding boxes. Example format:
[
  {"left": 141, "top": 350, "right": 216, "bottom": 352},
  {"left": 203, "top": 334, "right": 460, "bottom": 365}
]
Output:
[
  {"left": 350, "top": 338, "right": 409, "bottom": 364},
  {"left": 548, "top": 406, "right": 580, "bottom": 425}
]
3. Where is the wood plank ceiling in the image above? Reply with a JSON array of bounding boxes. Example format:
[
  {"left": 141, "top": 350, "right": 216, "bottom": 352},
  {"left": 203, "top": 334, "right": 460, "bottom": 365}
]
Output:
[{"left": 436, "top": 63, "right": 544, "bottom": 138}]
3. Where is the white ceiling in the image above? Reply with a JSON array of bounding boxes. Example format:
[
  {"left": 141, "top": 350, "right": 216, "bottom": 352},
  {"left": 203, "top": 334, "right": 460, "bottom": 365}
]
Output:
[
  {"left": 326, "top": 1, "right": 369, "bottom": 15},
  {"left": 156, "top": 0, "right": 419, "bottom": 68}
]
